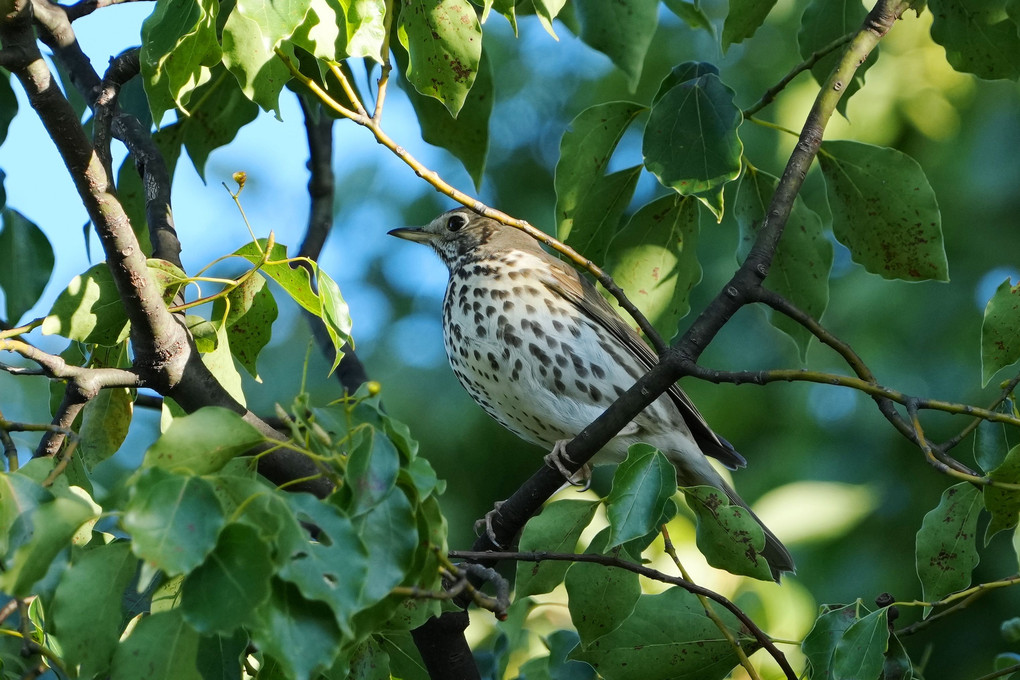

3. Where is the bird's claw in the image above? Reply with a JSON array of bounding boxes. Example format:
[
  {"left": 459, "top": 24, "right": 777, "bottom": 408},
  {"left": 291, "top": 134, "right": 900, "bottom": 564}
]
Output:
[
  {"left": 474, "top": 501, "right": 505, "bottom": 545},
  {"left": 545, "top": 440, "right": 592, "bottom": 491}
]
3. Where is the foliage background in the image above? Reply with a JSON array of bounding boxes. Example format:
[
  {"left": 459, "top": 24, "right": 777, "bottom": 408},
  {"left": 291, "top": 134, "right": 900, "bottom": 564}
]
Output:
[{"left": 2, "top": 0, "right": 1020, "bottom": 677}]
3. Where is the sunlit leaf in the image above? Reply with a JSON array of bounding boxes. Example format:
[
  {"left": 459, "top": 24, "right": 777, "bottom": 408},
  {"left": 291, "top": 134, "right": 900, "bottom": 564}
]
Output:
[
  {"left": 211, "top": 272, "right": 278, "bottom": 381},
  {"left": 182, "top": 67, "right": 259, "bottom": 180},
  {"left": 396, "top": 0, "right": 481, "bottom": 116},
  {"left": 802, "top": 602, "right": 862, "bottom": 679},
  {"left": 140, "top": 0, "right": 222, "bottom": 124},
  {"left": 606, "top": 195, "right": 701, "bottom": 343},
  {"left": 143, "top": 406, "right": 265, "bottom": 474}
]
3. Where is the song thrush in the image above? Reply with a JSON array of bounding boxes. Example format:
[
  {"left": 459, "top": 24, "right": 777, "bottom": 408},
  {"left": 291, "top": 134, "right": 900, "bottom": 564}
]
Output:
[{"left": 390, "top": 208, "right": 794, "bottom": 580}]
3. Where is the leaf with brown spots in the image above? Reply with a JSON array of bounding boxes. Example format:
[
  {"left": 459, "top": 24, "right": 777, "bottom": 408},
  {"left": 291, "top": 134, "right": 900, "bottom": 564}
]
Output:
[
  {"left": 819, "top": 140, "right": 947, "bottom": 282},
  {"left": 915, "top": 482, "right": 982, "bottom": 617},
  {"left": 682, "top": 485, "right": 774, "bottom": 581}
]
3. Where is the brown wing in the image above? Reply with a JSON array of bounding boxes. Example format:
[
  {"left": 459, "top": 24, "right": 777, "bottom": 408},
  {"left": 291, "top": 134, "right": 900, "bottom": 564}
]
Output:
[{"left": 540, "top": 256, "right": 746, "bottom": 470}]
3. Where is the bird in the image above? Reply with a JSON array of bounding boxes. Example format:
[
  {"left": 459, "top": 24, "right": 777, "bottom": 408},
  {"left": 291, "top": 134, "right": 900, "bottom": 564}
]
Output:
[{"left": 389, "top": 207, "right": 794, "bottom": 580}]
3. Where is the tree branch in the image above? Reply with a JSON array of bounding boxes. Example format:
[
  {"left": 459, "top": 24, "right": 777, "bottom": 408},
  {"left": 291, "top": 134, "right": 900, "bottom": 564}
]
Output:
[{"left": 449, "top": 549, "right": 796, "bottom": 680}]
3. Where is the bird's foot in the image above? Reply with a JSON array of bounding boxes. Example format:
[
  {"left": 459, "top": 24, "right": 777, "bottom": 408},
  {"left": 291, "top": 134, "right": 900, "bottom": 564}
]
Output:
[
  {"left": 545, "top": 440, "right": 591, "bottom": 491},
  {"left": 474, "top": 501, "right": 505, "bottom": 545}
]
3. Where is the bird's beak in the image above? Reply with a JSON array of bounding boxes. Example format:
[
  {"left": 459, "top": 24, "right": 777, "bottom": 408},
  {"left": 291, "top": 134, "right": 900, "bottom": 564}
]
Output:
[{"left": 387, "top": 226, "right": 432, "bottom": 243}]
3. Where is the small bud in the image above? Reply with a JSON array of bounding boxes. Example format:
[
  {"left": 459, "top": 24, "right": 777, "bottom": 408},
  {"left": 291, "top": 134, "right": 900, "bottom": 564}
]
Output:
[
  {"left": 232, "top": 171, "right": 247, "bottom": 190},
  {"left": 367, "top": 381, "right": 382, "bottom": 396}
]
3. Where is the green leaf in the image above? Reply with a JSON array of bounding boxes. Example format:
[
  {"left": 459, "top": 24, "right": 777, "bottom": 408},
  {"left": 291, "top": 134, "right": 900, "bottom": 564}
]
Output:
[
  {"left": 0, "top": 208, "right": 54, "bottom": 324},
  {"left": 555, "top": 101, "right": 645, "bottom": 260},
  {"left": 606, "top": 194, "right": 701, "bottom": 343},
  {"left": 982, "top": 278, "right": 1020, "bottom": 385},
  {"left": 802, "top": 603, "right": 863, "bottom": 680},
  {"left": 396, "top": 0, "right": 482, "bottom": 117},
  {"left": 344, "top": 0, "right": 388, "bottom": 61},
  {"left": 181, "top": 522, "right": 274, "bottom": 634},
  {"left": 221, "top": 0, "right": 305, "bottom": 115},
  {"left": 682, "top": 485, "right": 774, "bottom": 580},
  {"left": 350, "top": 489, "right": 418, "bottom": 603},
  {"left": 212, "top": 272, "right": 278, "bottom": 380},
  {"left": 122, "top": 468, "right": 225, "bottom": 576},
  {"left": 188, "top": 314, "right": 247, "bottom": 405},
  {"left": 928, "top": 0, "right": 1020, "bottom": 80},
  {"left": 341, "top": 427, "right": 400, "bottom": 516},
  {"left": 78, "top": 387, "right": 134, "bottom": 470},
  {"left": 643, "top": 72, "right": 743, "bottom": 199},
  {"left": 798, "top": 0, "right": 870, "bottom": 116},
  {"left": 393, "top": 44, "right": 493, "bottom": 188},
  {"left": 196, "top": 630, "right": 248, "bottom": 680},
  {"left": 819, "top": 140, "right": 947, "bottom": 282},
  {"left": 574, "top": 0, "right": 658, "bottom": 89},
  {"left": 289, "top": 0, "right": 348, "bottom": 63},
  {"left": 984, "top": 444, "right": 1020, "bottom": 543},
  {"left": 662, "top": 0, "right": 715, "bottom": 35},
  {"left": 515, "top": 499, "right": 600, "bottom": 597},
  {"left": 0, "top": 72, "right": 17, "bottom": 146},
  {"left": 565, "top": 529, "right": 641, "bottom": 645},
  {"left": 915, "top": 483, "right": 982, "bottom": 615},
  {"left": 182, "top": 67, "right": 260, "bottom": 180},
  {"left": 235, "top": 240, "right": 352, "bottom": 374},
  {"left": 143, "top": 406, "right": 265, "bottom": 474},
  {"left": 111, "top": 609, "right": 203, "bottom": 680},
  {"left": 52, "top": 542, "right": 139, "bottom": 678},
  {"left": 251, "top": 579, "right": 344, "bottom": 679},
  {"left": 605, "top": 444, "right": 677, "bottom": 548},
  {"left": 569, "top": 586, "right": 751, "bottom": 679},
  {"left": 278, "top": 493, "right": 373, "bottom": 633},
  {"left": 317, "top": 268, "right": 353, "bottom": 374},
  {"left": 831, "top": 607, "right": 890, "bottom": 680},
  {"left": 0, "top": 472, "right": 52, "bottom": 557},
  {"left": 140, "top": 0, "right": 222, "bottom": 125},
  {"left": 41, "top": 260, "right": 187, "bottom": 344},
  {"left": 0, "top": 495, "right": 98, "bottom": 596},
  {"left": 722, "top": 0, "right": 778, "bottom": 50},
  {"left": 975, "top": 408, "right": 1016, "bottom": 473},
  {"left": 734, "top": 165, "right": 832, "bottom": 359}
]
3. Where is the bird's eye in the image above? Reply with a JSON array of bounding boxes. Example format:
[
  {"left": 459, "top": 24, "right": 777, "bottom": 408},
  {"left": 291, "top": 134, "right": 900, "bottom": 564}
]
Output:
[{"left": 446, "top": 214, "right": 467, "bottom": 232}]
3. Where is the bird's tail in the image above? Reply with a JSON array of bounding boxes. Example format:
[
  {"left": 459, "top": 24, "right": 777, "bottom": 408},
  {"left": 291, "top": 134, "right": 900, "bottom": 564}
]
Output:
[{"left": 676, "top": 464, "right": 795, "bottom": 582}]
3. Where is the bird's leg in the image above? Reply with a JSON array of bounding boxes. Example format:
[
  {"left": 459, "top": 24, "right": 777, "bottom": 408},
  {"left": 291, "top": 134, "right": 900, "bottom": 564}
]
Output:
[{"left": 545, "top": 440, "right": 592, "bottom": 490}]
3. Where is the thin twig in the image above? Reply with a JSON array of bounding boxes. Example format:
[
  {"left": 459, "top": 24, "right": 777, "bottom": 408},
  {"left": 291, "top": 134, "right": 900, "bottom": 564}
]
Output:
[
  {"left": 448, "top": 549, "right": 796, "bottom": 679},
  {"left": 275, "top": 47, "right": 668, "bottom": 355},
  {"left": 743, "top": 32, "right": 855, "bottom": 117},
  {"left": 660, "top": 526, "right": 765, "bottom": 680}
]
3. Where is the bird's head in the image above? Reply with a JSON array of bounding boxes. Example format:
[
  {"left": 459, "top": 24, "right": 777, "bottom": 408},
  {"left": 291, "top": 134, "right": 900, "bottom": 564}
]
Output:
[{"left": 388, "top": 208, "right": 535, "bottom": 270}]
